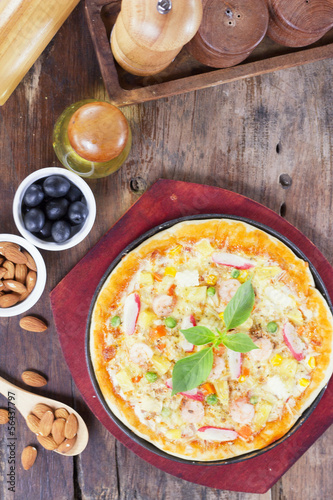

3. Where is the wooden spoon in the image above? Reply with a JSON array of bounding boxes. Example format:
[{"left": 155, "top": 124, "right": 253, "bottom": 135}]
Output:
[{"left": 0, "top": 375, "right": 88, "bottom": 456}]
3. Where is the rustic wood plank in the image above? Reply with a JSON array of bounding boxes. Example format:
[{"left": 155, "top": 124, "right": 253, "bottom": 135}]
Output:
[{"left": 271, "top": 426, "right": 333, "bottom": 500}]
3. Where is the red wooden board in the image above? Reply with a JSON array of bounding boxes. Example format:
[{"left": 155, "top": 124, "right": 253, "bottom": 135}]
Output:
[{"left": 50, "top": 179, "right": 333, "bottom": 494}]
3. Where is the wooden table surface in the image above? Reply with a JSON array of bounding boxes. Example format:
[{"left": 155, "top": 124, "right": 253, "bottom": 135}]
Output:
[{"left": 0, "top": 3, "right": 333, "bottom": 499}]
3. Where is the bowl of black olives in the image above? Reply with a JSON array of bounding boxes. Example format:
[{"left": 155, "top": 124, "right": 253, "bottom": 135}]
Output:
[{"left": 13, "top": 168, "right": 96, "bottom": 250}]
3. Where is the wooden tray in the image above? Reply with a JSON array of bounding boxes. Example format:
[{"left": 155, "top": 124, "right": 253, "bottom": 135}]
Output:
[
  {"left": 84, "top": 0, "right": 333, "bottom": 107},
  {"left": 50, "top": 179, "right": 333, "bottom": 494}
]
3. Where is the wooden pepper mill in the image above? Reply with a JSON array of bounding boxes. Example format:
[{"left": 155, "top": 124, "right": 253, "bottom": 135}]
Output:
[
  {"left": 266, "top": 0, "right": 333, "bottom": 47},
  {"left": 111, "top": 0, "right": 203, "bottom": 76},
  {"left": 187, "top": 0, "right": 269, "bottom": 68}
]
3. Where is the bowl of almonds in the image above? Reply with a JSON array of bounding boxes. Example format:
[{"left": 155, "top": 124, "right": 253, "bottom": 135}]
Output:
[{"left": 0, "top": 234, "right": 46, "bottom": 317}]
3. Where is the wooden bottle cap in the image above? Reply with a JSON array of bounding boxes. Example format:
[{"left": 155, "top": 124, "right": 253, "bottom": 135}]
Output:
[
  {"left": 119, "top": 0, "right": 203, "bottom": 52},
  {"left": 270, "top": 0, "right": 333, "bottom": 34},
  {"left": 67, "top": 102, "right": 129, "bottom": 163},
  {"left": 187, "top": 0, "right": 269, "bottom": 68}
]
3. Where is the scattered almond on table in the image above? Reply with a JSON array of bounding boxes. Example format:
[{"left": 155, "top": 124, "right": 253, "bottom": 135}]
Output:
[
  {"left": 26, "top": 403, "right": 77, "bottom": 454},
  {"left": 21, "top": 370, "right": 47, "bottom": 387},
  {"left": 0, "top": 242, "right": 37, "bottom": 308},
  {"left": 0, "top": 409, "right": 9, "bottom": 424},
  {"left": 19, "top": 316, "right": 48, "bottom": 332},
  {"left": 21, "top": 446, "right": 37, "bottom": 470}
]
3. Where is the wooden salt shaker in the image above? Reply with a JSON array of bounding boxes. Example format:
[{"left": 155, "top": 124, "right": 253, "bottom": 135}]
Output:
[
  {"left": 111, "top": 0, "right": 203, "bottom": 76},
  {"left": 266, "top": 0, "right": 333, "bottom": 47},
  {"left": 187, "top": 0, "right": 269, "bottom": 68}
]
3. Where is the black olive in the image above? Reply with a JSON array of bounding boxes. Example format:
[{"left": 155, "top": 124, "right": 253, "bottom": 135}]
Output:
[
  {"left": 24, "top": 208, "right": 45, "bottom": 233},
  {"left": 43, "top": 175, "right": 70, "bottom": 198},
  {"left": 66, "top": 185, "right": 82, "bottom": 203},
  {"left": 23, "top": 183, "right": 44, "bottom": 207},
  {"left": 51, "top": 220, "right": 72, "bottom": 243},
  {"left": 45, "top": 198, "right": 69, "bottom": 220},
  {"left": 67, "top": 201, "right": 88, "bottom": 225}
]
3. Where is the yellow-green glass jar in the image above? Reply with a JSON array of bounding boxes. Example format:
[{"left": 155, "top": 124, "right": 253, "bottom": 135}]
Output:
[{"left": 53, "top": 99, "right": 132, "bottom": 179}]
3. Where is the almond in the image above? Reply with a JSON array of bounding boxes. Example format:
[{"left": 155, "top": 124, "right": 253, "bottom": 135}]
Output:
[
  {"left": 37, "top": 434, "right": 58, "bottom": 451},
  {"left": 26, "top": 413, "right": 41, "bottom": 433},
  {"left": 32, "top": 403, "right": 53, "bottom": 419},
  {"left": 39, "top": 410, "right": 54, "bottom": 437},
  {"left": 0, "top": 293, "right": 20, "bottom": 308},
  {"left": 21, "top": 371, "right": 47, "bottom": 387},
  {"left": 26, "top": 271, "right": 37, "bottom": 293},
  {"left": 19, "top": 316, "right": 48, "bottom": 333},
  {"left": 3, "top": 279, "right": 27, "bottom": 294},
  {"left": 52, "top": 418, "right": 66, "bottom": 445},
  {"left": 0, "top": 267, "right": 6, "bottom": 279},
  {"left": 18, "top": 289, "right": 31, "bottom": 302},
  {"left": 4, "top": 247, "right": 27, "bottom": 265},
  {"left": 64, "top": 413, "right": 78, "bottom": 439},
  {"left": 0, "top": 242, "right": 20, "bottom": 255},
  {"left": 0, "top": 409, "right": 9, "bottom": 424},
  {"left": 3, "top": 261, "right": 14, "bottom": 280},
  {"left": 0, "top": 256, "right": 4, "bottom": 266},
  {"left": 54, "top": 408, "right": 69, "bottom": 420},
  {"left": 0, "top": 281, "right": 4, "bottom": 290},
  {"left": 15, "top": 264, "right": 28, "bottom": 284},
  {"left": 22, "top": 251, "right": 37, "bottom": 272},
  {"left": 57, "top": 436, "right": 77, "bottom": 454},
  {"left": 21, "top": 446, "right": 37, "bottom": 470}
]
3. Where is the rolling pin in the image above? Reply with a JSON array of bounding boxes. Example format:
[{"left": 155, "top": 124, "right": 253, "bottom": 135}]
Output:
[
  {"left": 111, "top": 0, "right": 203, "bottom": 76},
  {"left": 0, "top": 0, "right": 80, "bottom": 106}
]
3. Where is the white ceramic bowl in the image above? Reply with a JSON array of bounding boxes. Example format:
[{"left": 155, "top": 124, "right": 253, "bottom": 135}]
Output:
[
  {"left": 0, "top": 234, "right": 47, "bottom": 317},
  {"left": 13, "top": 167, "right": 96, "bottom": 251}
]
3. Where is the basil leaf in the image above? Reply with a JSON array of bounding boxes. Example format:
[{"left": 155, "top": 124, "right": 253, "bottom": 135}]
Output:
[
  {"left": 180, "top": 326, "right": 217, "bottom": 346},
  {"left": 171, "top": 347, "right": 214, "bottom": 395},
  {"left": 222, "top": 332, "right": 259, "bottom": 353},
  {"left": 223, "top": 279, "right": 255, "bottom": 330}
]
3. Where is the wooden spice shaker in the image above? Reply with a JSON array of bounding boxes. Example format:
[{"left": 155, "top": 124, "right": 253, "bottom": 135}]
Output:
[
  {"left": 111, "top": 0, "right": 203, "bottom": 76},
  {"left": 266, "top": 0, "right": 333, "bottom": 47},
  {"left": 187, "top": 0, "right": 269, "bottom": 68}
]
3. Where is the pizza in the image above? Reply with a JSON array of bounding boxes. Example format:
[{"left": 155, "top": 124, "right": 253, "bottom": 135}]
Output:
[{"left": 89, "top": 219, "right": 333, "bottom": 461}]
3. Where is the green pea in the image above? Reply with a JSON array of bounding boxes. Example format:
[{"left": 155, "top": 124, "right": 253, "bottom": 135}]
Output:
[
  {"left": 267, "top": 321, "right": 278, "bottom": 333},
  {"left": 207, "top": 287, "right": 216, "bottom": 296},
  {"left": 110, "top": 315, "right": 121, "bottom": 327},
  {"left": 145, "top": 372, "right": 158, "bottom": 383},
  {"left": 231, "top": 269, "right": 240, "bottom": 279},
  {"left": 165, "top": 317, "right": 177, "bottom": 328},
  {"left": 250, "top": 396, "right": 258, "bottom": 405},
  {"left": 206, "top": 394, "right": 218, "bottom": 405},
  {"left": 161, "top": 407, "right": 171, "bottom": 418}
]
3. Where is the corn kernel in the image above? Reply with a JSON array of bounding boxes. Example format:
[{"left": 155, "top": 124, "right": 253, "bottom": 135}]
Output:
[
  {"left": 270, "top": 354, "right": 283, "bottom": 366},
  {"left": 165, "top": 429, "right": 181, "bottom": 440},
  {"left": 299, "top": 378, "right": 310, "bottom": 387},
  {"left": 206, "top": 274, "right": 217, "bottom": 285},
  {"left": 164, "top": 266, "right": 177, "bottom": 277},
  {"left": 238, "top": 270, "right": 248, "bottom": 283},
  {"left": 308, "top": 356, "right": 316, "bottom": 369},
  {"left": 238, "top": 375, "right": 246, "bottom": 383},
  {"left": 218, "top": 312, "right": 224, "bottom": 320},
  {"left": 168, "top": 245, "right": 182, "bottom": 257}
]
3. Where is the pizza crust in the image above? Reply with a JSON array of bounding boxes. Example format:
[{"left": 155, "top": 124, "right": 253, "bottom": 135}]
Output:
[{"left": 90, "top": 219, "right": 333, "bottom": 461}]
